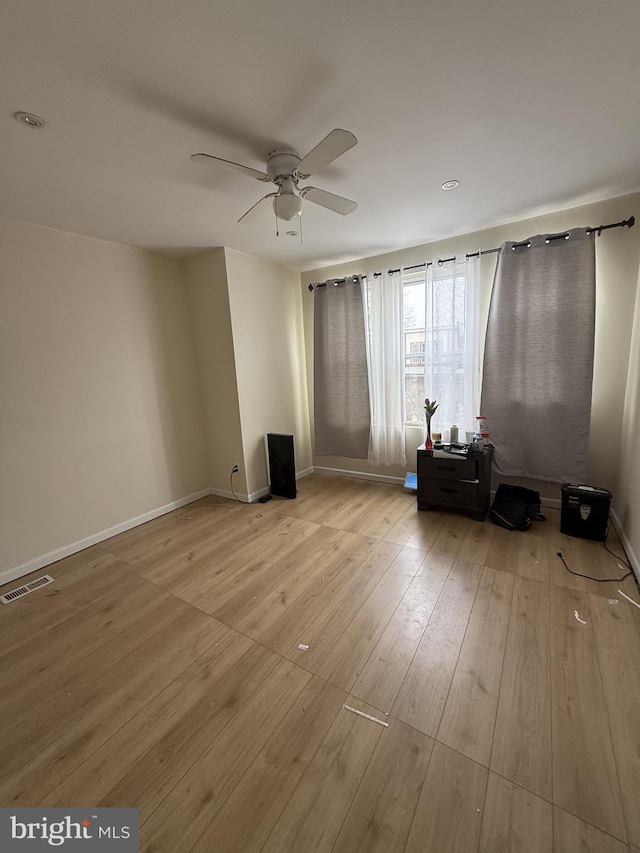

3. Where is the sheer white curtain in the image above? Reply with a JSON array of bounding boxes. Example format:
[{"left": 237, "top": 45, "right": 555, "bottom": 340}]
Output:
[
  {"left": 424, "top": 255, "right": 481, "bottom": 436},
  {"left": 363, "top": 270, "right": 406, "bottom": 466}
]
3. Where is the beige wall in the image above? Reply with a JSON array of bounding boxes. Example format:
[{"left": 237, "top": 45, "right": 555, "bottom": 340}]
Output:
[
  {"left": 225, "top": 248, "right": 312, "bottom": 497},
  {"left": 0, "top": 217, "right": 208, "bottom": 576},
  {"left": 303, "top": 193, "right": 640, "bottom": 506},
  {"left": 616, "top": 255, "right": 640, "bottom": 572},
  {"left": 184, "top": 249, "right": 247, "bottom": 496}
]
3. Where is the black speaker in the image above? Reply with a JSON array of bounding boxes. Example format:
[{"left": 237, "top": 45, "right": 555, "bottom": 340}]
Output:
[{"left": 267, "top": 433, "right": 297, "bottom": 499}]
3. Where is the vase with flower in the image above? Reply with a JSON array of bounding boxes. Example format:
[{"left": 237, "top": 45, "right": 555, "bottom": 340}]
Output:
[{"left": 424, "top": 398, "right": 438, "bottom": 453}]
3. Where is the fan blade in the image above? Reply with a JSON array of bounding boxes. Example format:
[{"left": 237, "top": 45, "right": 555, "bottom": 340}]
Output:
[
  {"left": 296, "top": 129, "right": 357, "bottom": 177},
  {"left": 301, "top": 187, "right": 358, "bottom": 216},
  {"left": 190, "top": 153, "right": 271, "bottom": 182},
  {"left": 237, "top": 194, "right": 277, "bottom": 224}
]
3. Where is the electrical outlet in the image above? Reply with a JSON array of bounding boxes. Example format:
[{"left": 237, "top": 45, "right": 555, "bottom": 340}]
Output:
[{"left": 232, "top": 465, "right": 239, "bottom": 474}]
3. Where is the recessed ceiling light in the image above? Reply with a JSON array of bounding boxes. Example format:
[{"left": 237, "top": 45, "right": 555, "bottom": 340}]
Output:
[
  {"left": 286, "top": 230, "right": 298, "bottom": 237},
  {"left": 441, "top": 180, "right": 459, "bottom": 190},
  {"left": 14, "top": 112, "right": 46, "bottom": 128}
]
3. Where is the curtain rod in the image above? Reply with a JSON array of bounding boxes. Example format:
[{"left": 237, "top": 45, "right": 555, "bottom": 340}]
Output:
[{"left": 308, "top": 215, "right": 634, "bottom": 289}]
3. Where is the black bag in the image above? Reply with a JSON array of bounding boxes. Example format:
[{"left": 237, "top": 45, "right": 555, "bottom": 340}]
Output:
[{"left": 490, "top": 484, "right": 546, "bottom": 531}]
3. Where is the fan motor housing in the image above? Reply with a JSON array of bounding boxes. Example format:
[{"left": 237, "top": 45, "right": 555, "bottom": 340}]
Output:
[{"left": 267, "top": 149, "right": 301, "bottom": 181}]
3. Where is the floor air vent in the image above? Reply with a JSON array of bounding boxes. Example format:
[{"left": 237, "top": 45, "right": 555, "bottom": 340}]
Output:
[{"left": 0, "top": 574, "right": 55, "bottom": 605}]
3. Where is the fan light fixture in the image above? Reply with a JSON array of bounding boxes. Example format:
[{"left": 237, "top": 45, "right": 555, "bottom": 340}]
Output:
[
  {"left": 273, "top": 192, "right": 303, "bottom": 221},
  {"left": 190, "top": 128, "right": 358, "bottom": 229}
]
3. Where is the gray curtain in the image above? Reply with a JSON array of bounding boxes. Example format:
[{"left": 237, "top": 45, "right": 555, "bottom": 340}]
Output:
[
  {"left": 481, "top": 229, "right": 595, "bottom": 482},
  {"left": 314, "top": 276, "right": 371, "bottom": 458}
]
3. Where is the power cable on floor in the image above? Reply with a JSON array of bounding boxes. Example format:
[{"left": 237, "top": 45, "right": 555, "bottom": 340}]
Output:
[{"left": 557, "top": 526, "right": 633, "bottom": 583}]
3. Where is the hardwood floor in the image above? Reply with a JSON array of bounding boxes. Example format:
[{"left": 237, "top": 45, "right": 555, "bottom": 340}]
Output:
[{"left": 2, "top": 472, "right": 640, "bottom": 852}]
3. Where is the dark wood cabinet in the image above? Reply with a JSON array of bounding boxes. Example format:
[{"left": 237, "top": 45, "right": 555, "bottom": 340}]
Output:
[{"left": 417, "top": 445, "right": 493, "bottom": 520}]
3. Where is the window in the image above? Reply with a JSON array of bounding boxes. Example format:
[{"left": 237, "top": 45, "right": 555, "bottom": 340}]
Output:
[
  {"left": 402, "top": 258, "right": 480, "bottom": 431},
  {"left": 403, "top": 273, "right": 426, "bottom": 422}
]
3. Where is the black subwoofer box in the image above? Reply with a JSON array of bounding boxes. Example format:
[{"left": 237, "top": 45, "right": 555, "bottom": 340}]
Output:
[
  {"left": 267, "top": 433, "right": 297, "bottom": 499},
  {"left": 560, "top": 484, "right": 611, "bottom": 541}
]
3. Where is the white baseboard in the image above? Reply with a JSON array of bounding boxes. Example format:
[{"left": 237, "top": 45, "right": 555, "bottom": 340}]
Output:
[
  {"left": 2, "top": 468, "right": 319, "bottom": 587},
  {"left": 610, "top": 509, "right": 640, "bottom": 584},
  {"left": 0, "top": 488, "right": 213, "bottom": 589},
  {"left": 313, "top": 465, "right": 405, "bottom": 486},
  {"left": 7, "top": 472, "right": 637, "bottom": 591},
  {"left": 210, "top": 487, "right": 250, "bottom": 503}
]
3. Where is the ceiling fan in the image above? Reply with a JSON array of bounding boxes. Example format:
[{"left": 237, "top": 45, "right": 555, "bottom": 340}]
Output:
[{"left": 190, "top": 128, "right": 358, "bottom": 226}]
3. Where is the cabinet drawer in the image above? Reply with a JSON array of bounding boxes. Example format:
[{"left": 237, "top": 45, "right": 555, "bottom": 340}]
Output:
[
  {"left": 422, "top": 478, "right": 479, "bottom": 507},
  {"left": 420, "top": 455, "right": 477, "bottom": 481}
]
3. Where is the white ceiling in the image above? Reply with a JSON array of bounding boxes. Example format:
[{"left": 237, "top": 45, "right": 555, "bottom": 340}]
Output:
[{"left": 2, "top": 0, "right": 640, "bottom": 272}]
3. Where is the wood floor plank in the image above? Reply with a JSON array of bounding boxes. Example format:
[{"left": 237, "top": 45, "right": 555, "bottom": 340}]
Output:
[
  {"left": 547, "top": 516, "right": 589, "bottom": 593},
  {"left": 332, "top": 718, "right": 434, "bottom": 853},
  {"left": 457, "top": 519, "right": 494, "bottom": 565},
  {"left": 550, "top": 585, "right": 627, "bottom": 841},
  {"left": 553, "top": 807, "right": 629, "bottom": 853},
  {"left": 383, "top": 503, "right": 423, "bottom": 546},
  {"left": 324, "top": 479, "right": 393, "bottom": 532},
  {"left": 0, "top": 549, "right": 131, "bottom": 654},
  {"left": 258, "top": 538, "right": 398, "bottom": 655},
  {"left": 38, "top": 629, "right": 255, "bottom": 807},
  {"left": 112, "top": 501, "right": 262, "bottom": 575},
  {"left": 437, "top": 566, "right": 514, "bottom": 766},
  {"left": 268, "top": 472, "right": 339, "bottom": 520},
  {"left": 2, "top": 611, "right": 228, "bottom": 806},
  {"left": 132, "top": 659, "right": 311, "bottom": 852},
  {"left": 590, "top": 592, "right": 640, "bottom": 846},
  {"left": 478, "top": 772, "right": 553, "bottom": 853},
  {"left": 293, "top": 476, "right": 364, "bottom": 526},
  {"left": 3, "top": 474, "right": 639, "bottom": 853},
  {"left": 491, "top": 575, "right": 552, "bottom": 799},
  {"left": 351, "top": 552, "right": 453, "bottom": 711},
  {"left": 260, "top": 698, "right": 385, "bottom": 853},
  {"left": 100, "top": 511, "right": 191, "bottom": 563},
  {"left": 99, "top": 642, "right": 283, "bottom": 823},
  {"left": 484, "top": 524, "right": 521, "bottom": 574},
  {"left": 235, "top": 528, "right": 373, "bottom": 639},
  {"left": 209, "top": 521, "right": 330, "bottom": 625},
  {"left": 169, "top": 513, "right": 319, "bottom": 610},
  {"left": 130, "top": 505, "right": 282, "bottom": 586},
  {"left": 189, "top": 676, "right": 344, "bottom": 853},
  {"left": 392, "top": 559, "right": 482, "bottom": 736},
  {"left": 429, "top": 511, "right": 470, "bottom": 558},
  {"left": 360, "top": 491, "right": 415, "bottom": 541},
  {"left": 310, "top": 546, "right": 426, "bottom": 690},
  {"left": 0, "top": 563, "right": 150, "bottom": 684},
  {"left": 516, "top": 527, "right": 551, "bottom": 582},
  {"left": 0, "top": 593, "right": 223, "bottom": 784},
  {"left": 404, "top": 740, "right": 488, "bottom": 853},
  {"left": 404, "top": 510, "right": 445, "bottom": 552}
]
